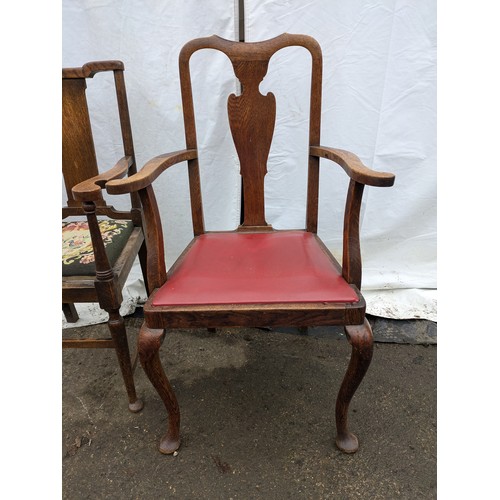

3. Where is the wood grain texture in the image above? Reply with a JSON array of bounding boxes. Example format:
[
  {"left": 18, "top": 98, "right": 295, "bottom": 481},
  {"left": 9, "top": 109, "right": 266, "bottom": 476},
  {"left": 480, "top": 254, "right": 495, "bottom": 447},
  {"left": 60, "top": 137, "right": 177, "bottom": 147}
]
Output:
[
  {"left": 143, "top": 289, "right": 365, "bottom": 330},
  {"left": 310, "top": 146, "right": 395, "bottom": 187},
  {"left": 228, "top": 60, "right": 275, "bottom": 227},
  {"left": 62, "top": 60, "right": 124, "bottom": 79},
  {"left": 62, "top": 339, "right": 115, "bottom": 349},
  {"left": 72, "top": 156, "right": 132, "bottom": 201},
  {"left": 62, "top": 78, "right": 102, "bottom": 208},
  {"left": 335, "top": 319, "right": 374, "bottom": 453},
  {"left": 108, "top": 310, "right": 143, "bottom": 413},
  {"left": 138, "top": 185, "right": 167, "bottom": 292},
  {"left": 138, "top": 324, "right": 180, "bottom": 454},
  {"left": 306, "top": 155, "right": 320, "bottom": 233},
  {"left": 113, "top": 69, "right": 141, "bottom": 209},
  {"left": 105, "top": 149, "right": 197, "bottom": 195},
  {"left": 342, "top": 180, "right": 365, "bottom": 289}
]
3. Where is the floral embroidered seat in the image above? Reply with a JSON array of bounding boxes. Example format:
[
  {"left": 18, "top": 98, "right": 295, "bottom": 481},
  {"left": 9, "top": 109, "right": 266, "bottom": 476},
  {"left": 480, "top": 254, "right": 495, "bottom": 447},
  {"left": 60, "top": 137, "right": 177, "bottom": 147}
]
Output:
[{"left": 62, "top": 219, "right": 134, "bottom": 276}]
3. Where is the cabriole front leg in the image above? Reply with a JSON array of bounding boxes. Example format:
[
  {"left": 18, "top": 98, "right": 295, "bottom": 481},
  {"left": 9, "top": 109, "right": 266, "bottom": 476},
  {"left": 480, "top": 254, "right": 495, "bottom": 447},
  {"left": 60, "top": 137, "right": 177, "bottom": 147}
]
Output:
[
  {"left": 139, "top": 323, "right": 180, "bottom": 454},
  {"left": 335, "top": 318, "right": 373, "bottom": 453}
]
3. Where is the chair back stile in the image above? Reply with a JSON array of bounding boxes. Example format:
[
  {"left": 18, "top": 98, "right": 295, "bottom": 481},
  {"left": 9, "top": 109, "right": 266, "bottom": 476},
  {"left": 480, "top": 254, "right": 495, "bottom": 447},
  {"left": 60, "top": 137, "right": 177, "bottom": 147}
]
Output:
[
  {"left": 113, "top": 69, "right": 141, "bottom": 211},
  {"left": 178, "top": 34, "right": 323, "bottom": 234}
]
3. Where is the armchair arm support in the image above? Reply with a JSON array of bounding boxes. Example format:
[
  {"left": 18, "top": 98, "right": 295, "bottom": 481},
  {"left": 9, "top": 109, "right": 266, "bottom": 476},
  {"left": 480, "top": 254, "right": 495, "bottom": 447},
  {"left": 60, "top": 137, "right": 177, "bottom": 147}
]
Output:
[
  {"left": 310, "top": 146, "right": 395, "bottom": 187},
  {"left": 310, "top": 145, "right": 395, "bottom": 287},
  {"left": 343, "top": 180, "right": 364, "bottom": 289},
  {"left": 72, "top": 156, "right": 133, "bottom": 201},
  {"left": 105, "top": 149, "right": 197, "bottom": 194}
]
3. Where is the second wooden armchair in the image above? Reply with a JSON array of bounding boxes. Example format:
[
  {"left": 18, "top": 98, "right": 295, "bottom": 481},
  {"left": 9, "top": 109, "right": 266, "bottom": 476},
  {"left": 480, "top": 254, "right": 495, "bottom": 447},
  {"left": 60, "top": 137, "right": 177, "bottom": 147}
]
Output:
[
  {"left": 73, "top": 34, "right": 395, "bottom": 455},
  {"left": 63, "top": 61, "right": 146, "bottom": 412}
]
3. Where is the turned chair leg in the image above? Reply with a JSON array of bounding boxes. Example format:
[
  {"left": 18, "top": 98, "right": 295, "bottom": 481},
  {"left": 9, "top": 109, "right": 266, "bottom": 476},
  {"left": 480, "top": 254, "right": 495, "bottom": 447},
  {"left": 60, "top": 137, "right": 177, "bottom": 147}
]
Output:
[
  {"left": 335, "top": 318, "right": 374, "bottom": 453},
  {"left": 108, "top": 310, "right": 144, "bottom": 413},
  {"left": 139, "top": 323, "right": 180, "bottom": 454}
]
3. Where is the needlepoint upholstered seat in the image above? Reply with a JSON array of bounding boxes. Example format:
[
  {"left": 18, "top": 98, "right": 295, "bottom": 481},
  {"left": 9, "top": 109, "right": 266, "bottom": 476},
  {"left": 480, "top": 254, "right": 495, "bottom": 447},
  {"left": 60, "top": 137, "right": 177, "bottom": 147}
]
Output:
[{"left": 73, "top": 34, "right": 395, "bottom": 454}]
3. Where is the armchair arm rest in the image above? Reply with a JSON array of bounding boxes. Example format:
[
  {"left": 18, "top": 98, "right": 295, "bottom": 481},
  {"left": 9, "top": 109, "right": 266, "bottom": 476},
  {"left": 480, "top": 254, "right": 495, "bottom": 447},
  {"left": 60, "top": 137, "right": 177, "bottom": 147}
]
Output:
[
  {"left": 105, "top": 149, "right": 197, "bottom": 194},
  {"left": 310, "top": 145, "right": 395, "bottom": 187},
  {"left": 72, "top": 156, "right": 133, "bottom": 201}
]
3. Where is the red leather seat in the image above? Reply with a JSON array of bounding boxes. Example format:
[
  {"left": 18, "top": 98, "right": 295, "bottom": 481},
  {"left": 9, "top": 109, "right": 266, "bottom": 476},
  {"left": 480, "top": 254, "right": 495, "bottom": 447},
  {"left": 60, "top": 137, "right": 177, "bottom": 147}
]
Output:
[{"left": 152, "top": 231, "right": 359, "bottom": 306}]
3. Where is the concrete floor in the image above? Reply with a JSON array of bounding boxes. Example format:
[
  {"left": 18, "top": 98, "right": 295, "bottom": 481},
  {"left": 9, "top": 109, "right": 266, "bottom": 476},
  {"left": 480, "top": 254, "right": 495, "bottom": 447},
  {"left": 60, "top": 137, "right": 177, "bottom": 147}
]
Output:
[{"left": 62, "top": 315, "right": 436, "bottom": 499}]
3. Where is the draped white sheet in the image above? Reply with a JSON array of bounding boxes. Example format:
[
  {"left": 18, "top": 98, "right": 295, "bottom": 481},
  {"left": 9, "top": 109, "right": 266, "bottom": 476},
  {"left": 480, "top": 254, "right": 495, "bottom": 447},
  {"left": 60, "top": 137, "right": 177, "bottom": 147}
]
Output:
[
  {"left": 245, "top": 0, "right": 437, "bottom": 320},
  {"left": 62, "top": 0, "right": 436, "bottom": 327}
]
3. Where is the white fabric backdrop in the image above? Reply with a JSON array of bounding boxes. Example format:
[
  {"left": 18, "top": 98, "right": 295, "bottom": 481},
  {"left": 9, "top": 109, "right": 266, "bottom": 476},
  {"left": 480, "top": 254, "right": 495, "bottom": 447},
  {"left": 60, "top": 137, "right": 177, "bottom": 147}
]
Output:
[
  {"left": 246, "top": 0, "right": 437, "bottom": 320},
  {"left": 62, "top": 0, "right": 436, "bottom": 327}
]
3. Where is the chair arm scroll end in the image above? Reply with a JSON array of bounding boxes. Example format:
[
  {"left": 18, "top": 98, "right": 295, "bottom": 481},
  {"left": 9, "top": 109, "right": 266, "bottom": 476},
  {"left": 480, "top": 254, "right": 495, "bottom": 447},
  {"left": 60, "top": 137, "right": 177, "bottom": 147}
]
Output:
[
  {"left": 105, "top": 149, "right": 198, "bottom": 195},
  {"left": 72, "top": 156, "right": 132, "bottom": 201},
  {"left": 310, "top": 146, "right": 395, "bottom": 187}
]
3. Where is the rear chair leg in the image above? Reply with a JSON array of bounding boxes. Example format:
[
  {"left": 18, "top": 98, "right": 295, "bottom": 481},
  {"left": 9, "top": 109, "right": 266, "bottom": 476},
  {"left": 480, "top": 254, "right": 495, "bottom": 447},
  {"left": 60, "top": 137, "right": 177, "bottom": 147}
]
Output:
[
  {"left": 139, "top": 323, "right": 180, "bottom": 454},
  {"left": 62, "top": 303, "right": 79, "bottom": 323},
  {"left": 108, "top": 310, "right": 144, "bottom": 413},
  {"left": 335, "top": 318, "right": 373, "bottom": 453}
]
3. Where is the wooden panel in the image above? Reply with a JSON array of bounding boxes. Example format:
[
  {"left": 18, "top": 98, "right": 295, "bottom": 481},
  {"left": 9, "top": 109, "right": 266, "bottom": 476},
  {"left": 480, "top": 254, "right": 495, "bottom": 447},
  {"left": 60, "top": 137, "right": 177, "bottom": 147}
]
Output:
[
  {"left": 62, "top": 339, "right": 115, "bottom": 349},
  {"left": 61, "top": 278, "right": 98, "bottom": 303},
  {"left": 62, "top": 78, "right": 102, "bottom": 207},
  {"left": 228, "top": 60, "right": 275, "bottom": 227},
  {"left": 144, "top": 298, "right": 365, "bottom": 329}
]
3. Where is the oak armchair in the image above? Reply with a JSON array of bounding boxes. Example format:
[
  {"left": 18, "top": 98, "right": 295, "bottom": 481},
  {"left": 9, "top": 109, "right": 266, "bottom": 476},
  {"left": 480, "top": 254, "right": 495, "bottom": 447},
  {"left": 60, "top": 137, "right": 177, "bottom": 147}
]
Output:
[
  {"left": 62, "top": 61, "right": 147, "bottom": 412},
  {"left": 73, "top": 35, "right": 395, "bottom": 454}
]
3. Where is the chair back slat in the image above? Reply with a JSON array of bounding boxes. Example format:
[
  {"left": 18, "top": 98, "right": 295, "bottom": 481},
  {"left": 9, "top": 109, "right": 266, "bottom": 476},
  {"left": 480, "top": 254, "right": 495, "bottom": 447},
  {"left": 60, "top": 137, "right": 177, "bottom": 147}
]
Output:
[{"left": 62, "top": 78, "right": 102, "bottom": 209}]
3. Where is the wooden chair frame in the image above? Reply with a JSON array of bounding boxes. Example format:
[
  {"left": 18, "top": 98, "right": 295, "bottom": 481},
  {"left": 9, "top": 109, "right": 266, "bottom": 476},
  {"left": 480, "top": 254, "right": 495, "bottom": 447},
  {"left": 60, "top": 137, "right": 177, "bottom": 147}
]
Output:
[
  {"left": 73, "top": 35, "right": 395, "bottom": 453},
  {"left": 63, "top": 61, "right": 147, "bottom": 412}
]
